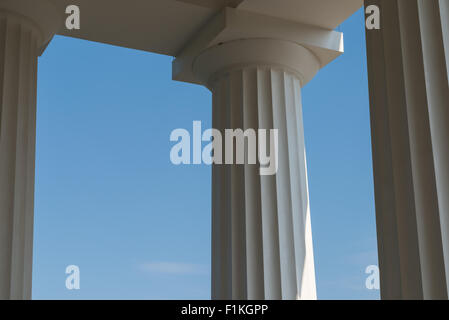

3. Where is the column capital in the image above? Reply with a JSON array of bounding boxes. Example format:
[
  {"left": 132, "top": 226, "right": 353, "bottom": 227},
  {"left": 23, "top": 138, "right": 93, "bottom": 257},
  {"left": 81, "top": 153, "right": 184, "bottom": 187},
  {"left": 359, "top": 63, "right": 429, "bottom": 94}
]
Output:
[
  {"left": 172, "top": 7, "right": 344, "bottom": 86},
  {"left": 192, "top": 38, "right": 320, "bottom": 88},
  {"left": 0, "top": 0, "right": 62, "bottom": 55}
]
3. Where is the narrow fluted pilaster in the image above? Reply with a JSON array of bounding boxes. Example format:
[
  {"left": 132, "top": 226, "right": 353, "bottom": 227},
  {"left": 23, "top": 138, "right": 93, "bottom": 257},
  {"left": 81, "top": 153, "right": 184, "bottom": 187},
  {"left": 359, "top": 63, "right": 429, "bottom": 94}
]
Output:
[
  {"left": 365, "top": 0, "right": 449, "bottom": 299},
  {"left": 210, "top": 66, "right": 316, "bottom": 300}
]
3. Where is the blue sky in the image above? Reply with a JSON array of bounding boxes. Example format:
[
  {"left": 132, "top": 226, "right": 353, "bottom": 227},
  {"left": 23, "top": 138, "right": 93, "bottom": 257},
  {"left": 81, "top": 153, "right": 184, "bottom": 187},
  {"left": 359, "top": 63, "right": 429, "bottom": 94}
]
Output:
[{"left": 32, "top": 8, "right": 379, "bottom": 300}]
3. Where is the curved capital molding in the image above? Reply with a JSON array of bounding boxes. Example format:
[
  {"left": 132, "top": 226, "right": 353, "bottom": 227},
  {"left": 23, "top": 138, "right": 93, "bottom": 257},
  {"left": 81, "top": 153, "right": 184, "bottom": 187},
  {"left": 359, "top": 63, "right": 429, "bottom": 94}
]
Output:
[
  {"left": 193, "top": 38, "right": 320, "bottom": 88},
  {"left": 0, "top": 0, "right": 62, "bottom": 53}
]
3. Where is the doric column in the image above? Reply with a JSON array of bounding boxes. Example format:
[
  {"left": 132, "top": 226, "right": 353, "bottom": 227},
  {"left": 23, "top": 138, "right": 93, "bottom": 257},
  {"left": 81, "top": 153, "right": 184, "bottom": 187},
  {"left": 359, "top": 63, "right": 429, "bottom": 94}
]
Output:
[
  {"left": 0, "top": 0, "right": 60, "bottom": 299},
  {"left": 193, "top": 39, "right": 320, "bottom": 300},
  {"left": 365, "top": 0, "right": 449, "bottom": 299},
  {"left": 173, "top": 6, "right": 344, "bottom": 300}
]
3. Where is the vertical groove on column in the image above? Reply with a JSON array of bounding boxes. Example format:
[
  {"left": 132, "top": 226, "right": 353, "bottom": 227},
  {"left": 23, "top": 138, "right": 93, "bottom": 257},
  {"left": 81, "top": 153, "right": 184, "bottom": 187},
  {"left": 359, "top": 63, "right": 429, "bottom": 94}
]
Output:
[
  {"left": 257, "top": 68, "right": 282, "bottom": 300},
  {"left": 229, "top": 70, "right": 247, "bottom": 299},
  {"left": 293, "top": 77, "right": 316, "bottom": 298},
  {"left": 439, "top": 0, "right": 449, "bottom": 79},
  {"left": 0, "top": 16, "right": 38, "bottom": 300},
  {"left": 23, "top": 32, "right": 38, "bottom": 299},
  {"left": 271, "top": 69, "right": 298, "bottom": 299},
  {"left": 365, "top": 0, "right": 404, "bottom": 299},
  {"left": 211, "top": 80, "right": 219, "bottom": 299},
  {"left": 11, "top": 24, "right": 31, "bottom": 300},
  {"left": 211, "top": 76, "right": 232, "bottom": 299},
  {"left": 211, "top": 80, "right": 220, "bottom": 299},
  {"left": 398, "top": 0, "right": 448, "bottom": 299},
  {"left": 222, "top": 76, "right": 233, "bottom": 300},
  {"left": 283, "top": 73, "right": 306, "bottom": 299},
  {"left": 418, "top": 0, "right": 449, "bottom": 296},
  {"left": 0, "top": 17, "right": 5, "bottom": 138},
  {"left": 242, "top": 68, "right": 264, "bottom": 299}
]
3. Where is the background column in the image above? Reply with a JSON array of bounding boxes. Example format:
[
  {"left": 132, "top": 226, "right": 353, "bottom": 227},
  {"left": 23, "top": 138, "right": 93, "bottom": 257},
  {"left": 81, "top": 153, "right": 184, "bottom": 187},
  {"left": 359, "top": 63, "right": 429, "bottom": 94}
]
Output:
[
  {"left": 0, "top": 0, "right": 60, "bottom": 299},
  {"left": 365, "top": 0, "right": 449, "bottom": 299}
]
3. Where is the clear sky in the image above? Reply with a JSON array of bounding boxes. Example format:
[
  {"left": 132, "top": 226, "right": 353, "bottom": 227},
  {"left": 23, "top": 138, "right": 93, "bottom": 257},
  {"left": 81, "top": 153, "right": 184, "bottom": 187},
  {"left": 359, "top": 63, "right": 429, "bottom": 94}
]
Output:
[{"left": 32, "top": 8, "right": 379, "bottom": 300}]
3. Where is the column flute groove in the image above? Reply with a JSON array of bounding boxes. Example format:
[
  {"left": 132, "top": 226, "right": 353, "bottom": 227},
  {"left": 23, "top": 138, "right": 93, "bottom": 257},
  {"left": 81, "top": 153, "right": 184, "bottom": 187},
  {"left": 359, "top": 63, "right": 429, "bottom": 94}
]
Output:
[
  {"left": 257, "top": 68, "right": 282, "bottom": 300},
  {"left": 242, "top": 68, "right": 264, "bottom": 300}
]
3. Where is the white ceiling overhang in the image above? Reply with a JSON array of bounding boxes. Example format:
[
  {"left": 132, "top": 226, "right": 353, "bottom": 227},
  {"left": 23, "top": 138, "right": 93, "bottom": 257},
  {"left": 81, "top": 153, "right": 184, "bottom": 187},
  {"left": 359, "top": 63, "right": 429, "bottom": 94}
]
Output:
[{"left": 48, "top": 0, "right": 363, "bottom": 57}]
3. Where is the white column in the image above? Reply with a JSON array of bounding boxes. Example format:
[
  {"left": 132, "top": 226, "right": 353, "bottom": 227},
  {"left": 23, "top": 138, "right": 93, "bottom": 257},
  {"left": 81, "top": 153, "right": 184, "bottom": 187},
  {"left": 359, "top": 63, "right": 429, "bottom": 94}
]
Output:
[
  {"left": 418, "top": 0, "right": 449, "bottom": 296},
  {"left": 365, "top": 0, "right": 449, "bottom": 299},
  {"left": 195, "top": 39, "right": 319, "bottom": 300},
  {"left": 0, "top": 0, "right": 59, "bottom": 300}
]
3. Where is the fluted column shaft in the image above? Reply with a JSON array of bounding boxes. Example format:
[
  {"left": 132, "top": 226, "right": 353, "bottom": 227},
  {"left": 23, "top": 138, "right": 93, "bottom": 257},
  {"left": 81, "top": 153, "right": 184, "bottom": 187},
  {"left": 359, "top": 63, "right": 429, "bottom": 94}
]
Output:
[
  {"left": 365, "top": 0, "right": 449, "bottom": 299},
  {"left": 211, "top": 66, "right": 316, "bottom": 300},
  {"left": 196, "top": 39, "right": 318, "bottom": 300},
  {"left": 0, "top": 0, "right": 60, "bottom": 300}
]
